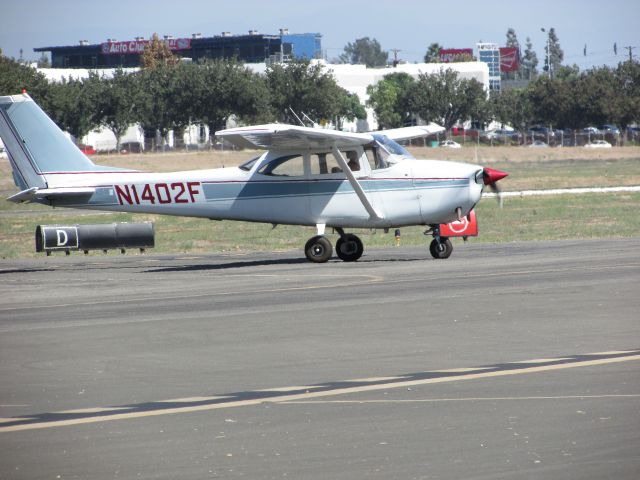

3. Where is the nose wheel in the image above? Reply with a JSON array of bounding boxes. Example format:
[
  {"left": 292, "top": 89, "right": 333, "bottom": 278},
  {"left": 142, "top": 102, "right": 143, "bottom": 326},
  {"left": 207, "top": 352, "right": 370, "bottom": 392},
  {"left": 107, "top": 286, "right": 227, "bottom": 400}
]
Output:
[{"left": 429, "top": 237, "right": 452, "bottom": 259}]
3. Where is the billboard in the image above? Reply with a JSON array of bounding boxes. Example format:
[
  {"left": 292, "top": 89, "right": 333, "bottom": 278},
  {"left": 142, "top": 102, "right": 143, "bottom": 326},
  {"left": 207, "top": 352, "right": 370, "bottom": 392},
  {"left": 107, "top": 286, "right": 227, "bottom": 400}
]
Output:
[
  {"left": 439, "top": 48, "right": 473, "bottom": 63},
  {"left": 499, "top": 47, "right": 520, "bottom": 72},
  {"left": 101, "top": 38, "right": 191, "bottom": 55}
]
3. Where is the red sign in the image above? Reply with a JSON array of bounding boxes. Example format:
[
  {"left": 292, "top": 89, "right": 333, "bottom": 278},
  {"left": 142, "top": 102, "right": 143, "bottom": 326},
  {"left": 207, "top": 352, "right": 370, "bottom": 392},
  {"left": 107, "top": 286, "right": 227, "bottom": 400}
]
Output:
[
  {"left": 439, "top": 210, "right": 478, "bottom": 237},
  {"left": 439, "top": 48, "right": 473, "bottom": 63},
  {"left": 101, "top": 38, "right": 191, "bottom": 55},
  {"left": 499, "top": 47, "right": 519, "bottom": 72}
]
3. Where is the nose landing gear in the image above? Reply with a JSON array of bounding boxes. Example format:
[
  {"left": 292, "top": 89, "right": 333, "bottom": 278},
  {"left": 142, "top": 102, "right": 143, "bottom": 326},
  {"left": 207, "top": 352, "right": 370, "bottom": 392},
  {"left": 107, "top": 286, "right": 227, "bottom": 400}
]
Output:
[{"left": 425, "top": 225, "right": 453, "bottom": 259}]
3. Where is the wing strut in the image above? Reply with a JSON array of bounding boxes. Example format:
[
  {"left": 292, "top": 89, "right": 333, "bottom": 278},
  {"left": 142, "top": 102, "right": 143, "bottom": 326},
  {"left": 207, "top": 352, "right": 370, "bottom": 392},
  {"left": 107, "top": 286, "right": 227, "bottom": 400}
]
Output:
[{"left": 331, "top": 145, "right": 383, "bottom": 220}]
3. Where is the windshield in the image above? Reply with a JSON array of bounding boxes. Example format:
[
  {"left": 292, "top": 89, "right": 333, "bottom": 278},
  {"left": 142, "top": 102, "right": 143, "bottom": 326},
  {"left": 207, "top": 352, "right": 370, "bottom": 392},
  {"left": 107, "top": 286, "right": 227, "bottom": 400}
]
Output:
[
  {"left": 238, "top": 155, "right": 262, "bottom": 171},
  {"left": 371, "top": 134, "right": 414, "bottom": 167}
]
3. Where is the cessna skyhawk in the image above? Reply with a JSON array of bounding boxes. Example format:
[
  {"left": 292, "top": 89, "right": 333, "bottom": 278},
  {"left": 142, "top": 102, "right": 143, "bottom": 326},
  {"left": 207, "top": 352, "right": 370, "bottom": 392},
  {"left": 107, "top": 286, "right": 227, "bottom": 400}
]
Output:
[{"left": 0, "top": 93, "right": 507, "bottom": 262}]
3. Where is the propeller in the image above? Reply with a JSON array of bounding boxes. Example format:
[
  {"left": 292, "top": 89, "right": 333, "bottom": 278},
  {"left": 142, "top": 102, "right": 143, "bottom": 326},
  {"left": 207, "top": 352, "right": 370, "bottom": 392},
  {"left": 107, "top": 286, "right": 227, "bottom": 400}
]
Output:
[{"left": 483, "top": 167, "right": 509, "bottom": 207}]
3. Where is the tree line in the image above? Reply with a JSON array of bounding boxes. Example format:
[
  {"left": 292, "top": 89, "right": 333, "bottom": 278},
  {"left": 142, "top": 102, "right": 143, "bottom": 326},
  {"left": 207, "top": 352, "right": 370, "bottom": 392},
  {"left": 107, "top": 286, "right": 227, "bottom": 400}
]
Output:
[
  {"left": 367, "top": 61, "right": 640, "bottom": 134},
  {"left": 0, "top": 48, "right": 365, "bottom": 149},
  {"left": 1, "top": 44, "right": 638, "bottom": 147}
]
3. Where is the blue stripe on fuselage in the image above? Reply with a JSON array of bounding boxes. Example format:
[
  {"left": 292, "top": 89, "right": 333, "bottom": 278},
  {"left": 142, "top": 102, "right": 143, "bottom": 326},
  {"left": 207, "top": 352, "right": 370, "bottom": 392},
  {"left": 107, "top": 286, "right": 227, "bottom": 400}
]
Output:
[{"left": 201, "top": 178, "right": 467, "bottom": 202}]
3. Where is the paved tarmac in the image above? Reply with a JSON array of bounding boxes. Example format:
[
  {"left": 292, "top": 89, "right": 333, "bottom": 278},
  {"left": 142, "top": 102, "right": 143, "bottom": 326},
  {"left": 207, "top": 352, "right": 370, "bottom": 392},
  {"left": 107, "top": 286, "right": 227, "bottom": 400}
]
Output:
[{"left": 1, "top": 238, "right": 639, "bottom": 479}]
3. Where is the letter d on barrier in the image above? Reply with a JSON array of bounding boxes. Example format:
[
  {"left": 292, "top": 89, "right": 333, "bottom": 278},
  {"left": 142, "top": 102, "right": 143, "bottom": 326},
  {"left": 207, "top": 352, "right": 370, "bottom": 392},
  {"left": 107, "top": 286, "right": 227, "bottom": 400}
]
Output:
[{"left": 56, "top": 229, "right": 68, "bottom": 246}]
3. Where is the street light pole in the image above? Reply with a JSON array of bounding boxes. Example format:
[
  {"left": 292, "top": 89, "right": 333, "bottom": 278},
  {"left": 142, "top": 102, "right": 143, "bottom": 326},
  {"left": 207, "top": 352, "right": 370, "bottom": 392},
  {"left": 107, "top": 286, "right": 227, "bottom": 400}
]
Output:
[{"left": 541, "top": 27, "right": 551, "bottom": 79}]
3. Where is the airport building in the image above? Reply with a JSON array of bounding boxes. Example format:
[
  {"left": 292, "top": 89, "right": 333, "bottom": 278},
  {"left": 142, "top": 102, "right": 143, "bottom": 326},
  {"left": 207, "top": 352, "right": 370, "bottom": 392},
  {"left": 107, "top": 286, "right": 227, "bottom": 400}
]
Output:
[
  {"left": 34, "top": 29, "right": 322, "bottom": 69},
  {"left": 476, "top": 43, "right": 501, "bottom": 91}
]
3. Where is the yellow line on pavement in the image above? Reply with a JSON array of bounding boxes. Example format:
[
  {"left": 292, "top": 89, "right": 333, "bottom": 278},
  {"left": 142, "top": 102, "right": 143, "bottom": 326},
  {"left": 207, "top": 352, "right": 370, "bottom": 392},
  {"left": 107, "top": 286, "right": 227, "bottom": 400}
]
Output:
[{"left": 2, "top": 354, "right": 638, "bottom": 434}]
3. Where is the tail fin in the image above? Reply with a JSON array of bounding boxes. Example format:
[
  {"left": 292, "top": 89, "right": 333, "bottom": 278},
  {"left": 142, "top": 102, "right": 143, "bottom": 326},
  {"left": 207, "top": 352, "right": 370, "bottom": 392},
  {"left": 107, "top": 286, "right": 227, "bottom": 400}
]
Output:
[{"left": 0, "top": 93, "right": 106, "bottom": 191}]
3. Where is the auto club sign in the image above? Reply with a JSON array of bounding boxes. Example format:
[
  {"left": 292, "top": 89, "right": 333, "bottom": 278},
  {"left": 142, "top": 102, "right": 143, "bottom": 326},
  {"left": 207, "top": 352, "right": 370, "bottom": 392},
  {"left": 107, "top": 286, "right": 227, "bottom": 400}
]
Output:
[{"left": 101, "top": 38, "right": 191, "bottom": 55}]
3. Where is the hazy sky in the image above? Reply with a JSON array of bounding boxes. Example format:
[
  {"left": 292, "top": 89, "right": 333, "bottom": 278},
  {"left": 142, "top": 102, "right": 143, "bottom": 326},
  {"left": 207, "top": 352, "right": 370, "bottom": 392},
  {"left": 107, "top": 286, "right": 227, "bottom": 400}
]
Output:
[{"left": 1, "top": 0, "right": 637, "bottom": 70}]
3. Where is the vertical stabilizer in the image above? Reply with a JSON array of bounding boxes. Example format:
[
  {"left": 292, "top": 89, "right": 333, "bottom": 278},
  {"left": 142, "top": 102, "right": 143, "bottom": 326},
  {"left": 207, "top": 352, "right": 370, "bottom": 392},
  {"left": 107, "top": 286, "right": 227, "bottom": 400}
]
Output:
[{"left": 0, "top": 93, "right": 107, "bottom": 191}]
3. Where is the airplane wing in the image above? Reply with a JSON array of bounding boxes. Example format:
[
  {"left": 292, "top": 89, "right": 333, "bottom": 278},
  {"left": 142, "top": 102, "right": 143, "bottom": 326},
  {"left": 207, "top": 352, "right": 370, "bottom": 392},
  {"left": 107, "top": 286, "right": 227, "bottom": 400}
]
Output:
[
  {"left": 216, "top": 124, "right": 374, "bottom": 150},
  {"left": 376, "top": 124, "right": 445, "bottom": 142}
]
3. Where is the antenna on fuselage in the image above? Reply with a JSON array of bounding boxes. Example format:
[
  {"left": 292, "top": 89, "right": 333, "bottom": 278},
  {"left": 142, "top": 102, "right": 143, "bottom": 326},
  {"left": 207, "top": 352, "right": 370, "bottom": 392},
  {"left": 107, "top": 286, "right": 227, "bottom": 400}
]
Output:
[{"left": 288, "top": 107, "right": 305, "bottom": 127}]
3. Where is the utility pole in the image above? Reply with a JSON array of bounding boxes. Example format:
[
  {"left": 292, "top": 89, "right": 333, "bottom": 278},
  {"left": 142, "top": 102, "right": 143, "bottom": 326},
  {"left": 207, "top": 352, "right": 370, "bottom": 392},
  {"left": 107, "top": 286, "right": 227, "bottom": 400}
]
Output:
[
  {"left": 623, "top": 46, "right": 635, "bottom": 62},
  {"left": 390, "top": 48, "right": 401, "bottom": 67}
]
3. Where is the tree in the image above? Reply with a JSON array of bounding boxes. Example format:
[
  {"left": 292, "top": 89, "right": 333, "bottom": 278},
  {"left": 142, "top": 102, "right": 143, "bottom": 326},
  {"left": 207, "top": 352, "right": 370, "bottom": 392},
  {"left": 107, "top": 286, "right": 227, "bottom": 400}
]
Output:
[
  {"left": 366, "top": 72, "right": 415, "bottom": 128},
  {"left": 266, "top": 60, "right": 354, "bottom": 124},
  {"left": 136, "top": 65, "right": 183, "bottom": 146},
  {"left": 424, "top": 43, "right": 442, "bottom": 63},
  {"left": 339, "top": 37, "right": 388, "bottom": 67},
  {"left": 0, "top": 52, "right": 50, "bottom": 101},
  {"left": 613, "top": 60, "right": 640, "bottom": 132},
  {"left": 191, "top": 60, "right": 271, "bottom": 134},
  {"left": 542, "top": 28, "right": 564, "bottom": 78},
  {"left": 490, "top": 88, "right": 532, "bottom": 131},
  {"left": 335, "top": 91, "right": 367, "bottom": 129},
  {"left": 407, "top": 69, "right": 488, "bottom": 130},
  {"left": 140, "top": 33, "right": 179, "bottom": 70},
  {"left": 521, "top": 37, "right": 538, "bottom": 80},
  {"left": 46, "top": 75, "right": 101, "bottom": 141},
  {"left": 526, "top": 76, "right": 572, "bottom": 127},
  {"left": 96, "top": 69, "right": 141, "bottom": 151}
]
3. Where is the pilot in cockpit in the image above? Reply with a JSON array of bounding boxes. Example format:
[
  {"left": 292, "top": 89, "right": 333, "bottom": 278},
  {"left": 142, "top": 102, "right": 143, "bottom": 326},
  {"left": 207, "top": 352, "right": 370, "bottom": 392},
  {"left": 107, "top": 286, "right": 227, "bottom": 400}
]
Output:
[{"left": 346, "top": 151, "right": 360, "bottom": 171}]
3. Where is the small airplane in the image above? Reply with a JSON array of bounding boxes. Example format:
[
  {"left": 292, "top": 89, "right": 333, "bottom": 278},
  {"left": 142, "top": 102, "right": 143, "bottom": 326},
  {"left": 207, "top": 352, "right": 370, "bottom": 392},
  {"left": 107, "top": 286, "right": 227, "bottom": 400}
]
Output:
[{"left": 0, "top": 93, "right": 507, "bottom": 262}]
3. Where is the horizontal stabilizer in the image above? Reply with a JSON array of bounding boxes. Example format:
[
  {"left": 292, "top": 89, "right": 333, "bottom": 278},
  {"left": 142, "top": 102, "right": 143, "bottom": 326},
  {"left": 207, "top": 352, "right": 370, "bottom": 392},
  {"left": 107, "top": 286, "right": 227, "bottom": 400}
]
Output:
[{"left": 7, "top": 187, "right": 96, "bottom": 203}]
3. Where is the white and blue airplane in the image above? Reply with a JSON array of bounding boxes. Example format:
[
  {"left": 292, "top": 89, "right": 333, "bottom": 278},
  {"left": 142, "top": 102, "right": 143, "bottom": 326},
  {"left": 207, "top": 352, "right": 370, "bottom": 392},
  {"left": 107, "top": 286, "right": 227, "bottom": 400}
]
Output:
[{"left": 0, "top": 93, "right": 507, "bottom": 262}]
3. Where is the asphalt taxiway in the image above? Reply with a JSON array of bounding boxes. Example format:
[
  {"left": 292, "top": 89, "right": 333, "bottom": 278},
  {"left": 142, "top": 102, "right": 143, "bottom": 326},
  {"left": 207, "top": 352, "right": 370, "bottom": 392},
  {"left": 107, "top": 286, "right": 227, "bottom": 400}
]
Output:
[{"left": 1, "top": 238, "right": 639, "bottom": 479}]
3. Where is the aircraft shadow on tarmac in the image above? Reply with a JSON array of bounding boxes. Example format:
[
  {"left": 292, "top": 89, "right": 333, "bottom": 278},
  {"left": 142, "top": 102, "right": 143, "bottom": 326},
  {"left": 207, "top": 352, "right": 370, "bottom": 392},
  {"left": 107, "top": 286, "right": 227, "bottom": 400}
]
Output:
[
  {"left": 145, "top": 257, "right": 310, "bottom": 272},
  {"left": 144, "top": 255, "right": 429, "bottom": 272}
]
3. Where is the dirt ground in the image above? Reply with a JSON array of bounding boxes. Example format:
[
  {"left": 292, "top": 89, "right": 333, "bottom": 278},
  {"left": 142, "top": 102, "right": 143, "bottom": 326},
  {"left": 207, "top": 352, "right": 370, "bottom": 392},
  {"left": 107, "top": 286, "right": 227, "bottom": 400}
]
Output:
[{"left": 1, "top": 146, "right": 639, "bottom": 190}]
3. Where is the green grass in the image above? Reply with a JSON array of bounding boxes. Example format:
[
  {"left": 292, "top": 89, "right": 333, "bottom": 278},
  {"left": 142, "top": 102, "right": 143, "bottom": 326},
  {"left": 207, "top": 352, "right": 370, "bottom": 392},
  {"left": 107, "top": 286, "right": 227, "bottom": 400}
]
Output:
[
  {"left": 2, "top": 155, "right": 640, "bottom": 259},
  {"left": 1, "top": 193, "right": 638, "bottom": 259}
]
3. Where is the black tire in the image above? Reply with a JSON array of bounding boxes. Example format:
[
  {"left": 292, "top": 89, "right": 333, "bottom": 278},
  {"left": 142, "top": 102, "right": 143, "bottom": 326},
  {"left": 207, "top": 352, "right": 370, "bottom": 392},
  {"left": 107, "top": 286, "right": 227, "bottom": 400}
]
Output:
[
  {"left": 304, "top": 235, "right": 333, "bottom": 263},
  {"left": 336, "top": 234, "right": 364, "bottom": 262},
  {"left": 429, "top": 238, "right": 453, "bottom": 259}
]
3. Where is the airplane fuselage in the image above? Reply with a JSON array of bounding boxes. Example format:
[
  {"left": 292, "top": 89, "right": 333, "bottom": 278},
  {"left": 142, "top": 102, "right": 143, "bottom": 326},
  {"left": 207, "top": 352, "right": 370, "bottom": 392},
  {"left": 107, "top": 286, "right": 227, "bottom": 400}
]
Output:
[{"left": 42, "top": 151, "right": 484, "bottom": 229}]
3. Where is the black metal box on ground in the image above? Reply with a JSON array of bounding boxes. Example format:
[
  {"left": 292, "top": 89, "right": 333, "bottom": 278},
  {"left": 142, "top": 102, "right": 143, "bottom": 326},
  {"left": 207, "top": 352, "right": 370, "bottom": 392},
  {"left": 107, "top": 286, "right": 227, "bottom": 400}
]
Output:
[{"left": 35, "top": 223, "right": 154, "bottom": 254}]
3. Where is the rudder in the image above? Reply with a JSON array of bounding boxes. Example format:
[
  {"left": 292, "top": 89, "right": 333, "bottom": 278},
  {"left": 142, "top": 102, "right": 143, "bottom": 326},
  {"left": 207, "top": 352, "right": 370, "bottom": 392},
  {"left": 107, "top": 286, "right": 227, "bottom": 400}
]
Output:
[{"left": 0, "top": 93, "right": 104, "bottom": 190}]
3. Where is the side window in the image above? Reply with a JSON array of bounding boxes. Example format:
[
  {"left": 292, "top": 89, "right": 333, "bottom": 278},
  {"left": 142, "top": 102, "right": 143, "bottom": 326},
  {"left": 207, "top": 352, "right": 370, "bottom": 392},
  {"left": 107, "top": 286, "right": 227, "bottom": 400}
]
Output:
[
  {"left": 365, "top": 146, "right": 388, "bottom": 170},
  {"left": 310, "top": 153, "right": 342, "bottom": 175},
  {"left": 258, "top": 155, "right": 305, "bottom": 177}
]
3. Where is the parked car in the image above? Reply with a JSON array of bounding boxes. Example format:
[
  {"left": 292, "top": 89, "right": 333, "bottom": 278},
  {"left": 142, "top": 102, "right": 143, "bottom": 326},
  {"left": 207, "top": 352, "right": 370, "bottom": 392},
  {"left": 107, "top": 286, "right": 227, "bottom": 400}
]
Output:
[
  {"left": 584, "top": 140, "right": 612, "bottom": 148},
  {"left": 484, "top": 129, "right": 520, "bottom": 142},
  {"left": 77, "top": 144, "right": 96, "bottom": 155},
  {"left": 440, "top": 140, "right": 461, "bottom": 149},
  {"left": 582, "top": 126, "right": 601, "bottom": 135},
  {"left": 599, "top": 124, "right": 620, "bottom": 134},
  {"left": 527, "top": 126, "right": 555, "bottom": 139},
  {"left": 528, "top": 140, "right": 549, "bottom": 148}
]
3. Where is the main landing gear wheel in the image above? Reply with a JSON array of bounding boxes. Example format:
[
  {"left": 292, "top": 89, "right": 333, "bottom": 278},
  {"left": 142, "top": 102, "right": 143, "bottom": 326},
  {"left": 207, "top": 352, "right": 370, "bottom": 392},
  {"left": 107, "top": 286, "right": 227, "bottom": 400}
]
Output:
[
  {"left": 335, "top": 234, "right": 364, "bottom": 262},
  {"left": 304, "top": 235, "right": 333, "bottom": 263},
  {"left": 429, "top": 237, "right": 453, "bottom": 259}
]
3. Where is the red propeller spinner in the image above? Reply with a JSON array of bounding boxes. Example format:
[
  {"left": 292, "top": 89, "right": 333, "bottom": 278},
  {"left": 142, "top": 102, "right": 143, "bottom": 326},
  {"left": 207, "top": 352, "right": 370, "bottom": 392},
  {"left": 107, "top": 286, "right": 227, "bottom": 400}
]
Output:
[{"left": 482, "top": 167, "right": 509, "bottom": 185}]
